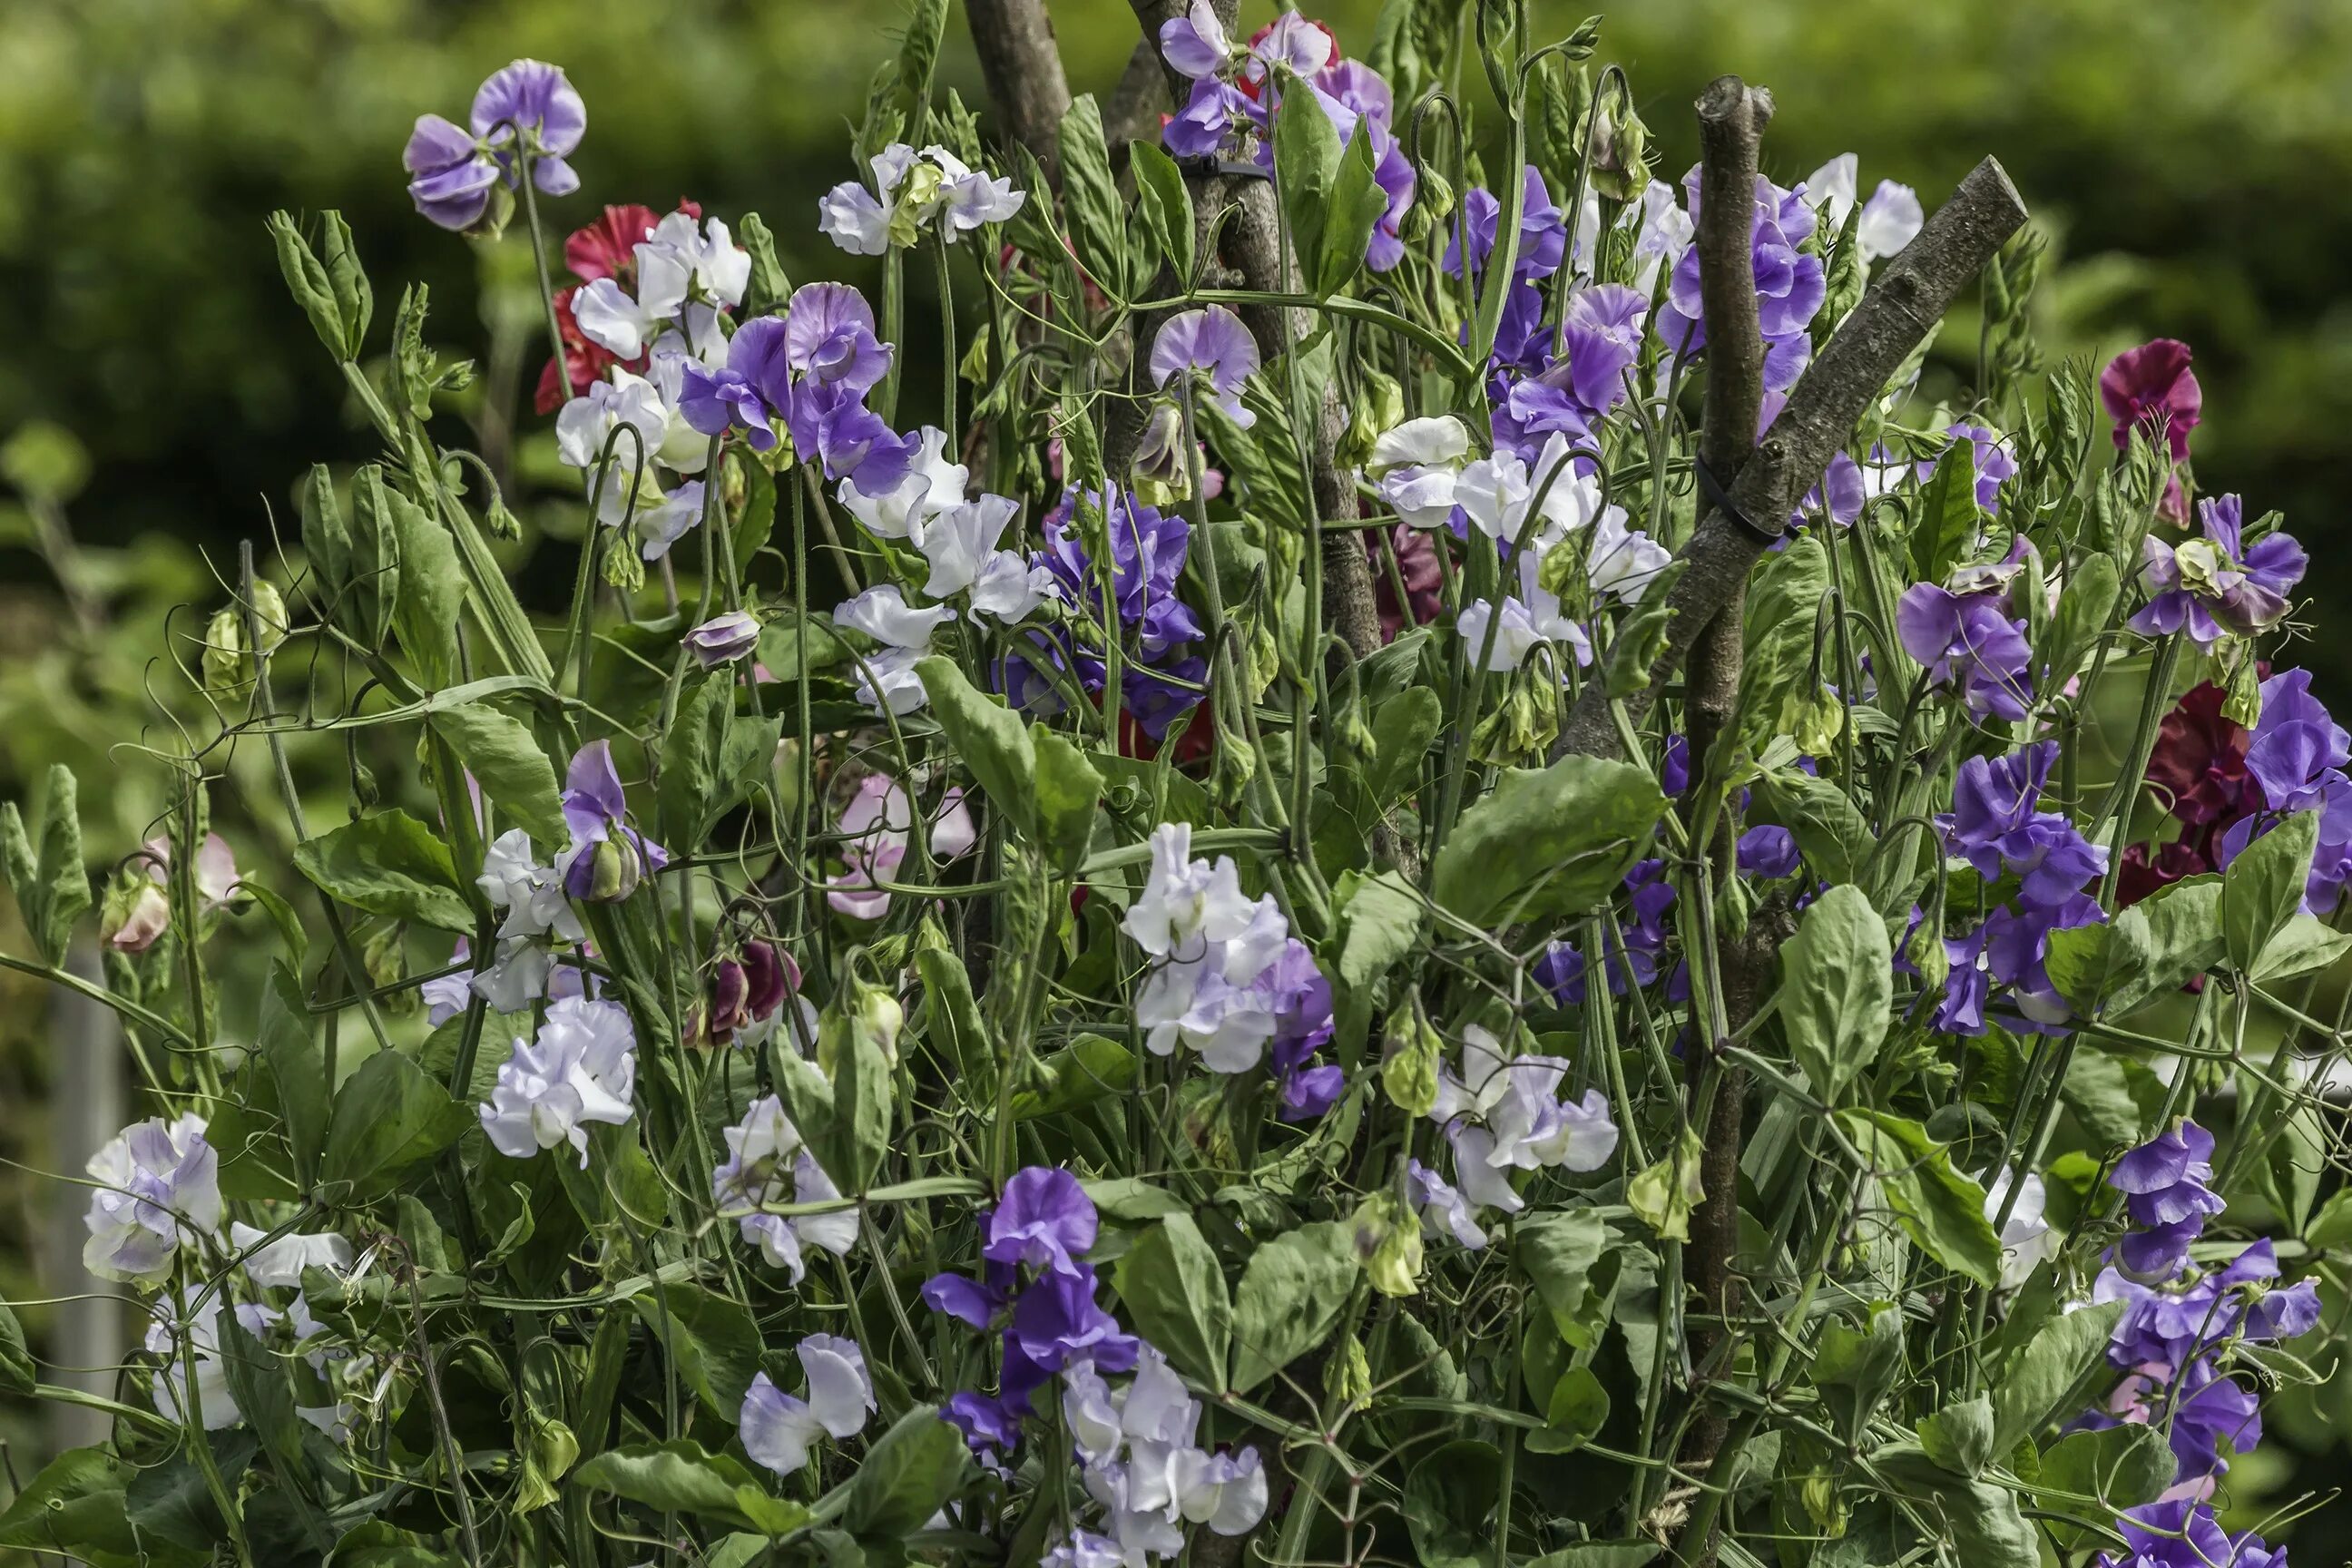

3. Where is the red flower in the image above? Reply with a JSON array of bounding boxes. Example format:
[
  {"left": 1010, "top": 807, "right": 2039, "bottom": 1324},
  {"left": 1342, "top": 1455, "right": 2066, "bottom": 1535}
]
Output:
[
  {"left": 534, "top": 201, "right": 706, "bottom": 412},
  {"left": 2099, "top": 338, "right": 2201, "bottom": 462},
  {"left": 2142, "top": 681, "right": 2251, "bottom": 826},
  {"left": 1370, "top": 524, "right": 1444, "bottom": 643}
]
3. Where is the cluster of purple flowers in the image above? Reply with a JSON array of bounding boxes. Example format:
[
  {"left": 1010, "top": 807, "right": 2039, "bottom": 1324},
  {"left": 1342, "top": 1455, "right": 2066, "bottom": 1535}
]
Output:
[
  {"left": 1930, "top": 741, "right": 2108, "bottom": 1036},
  {"left": 924, "top": 1167, "right": 1138, "bottom": 1459},
  {"left": 1896, "top": 557, "right": 2036, "bottom": 722},
  {"left": 404, "top": 60, "right": 585, "bottom": 232},
  {"left": 1157, "top": 7, "right": 1415, "bottom": 271},
  {"left": 2083, "top": 1121, "right": 2319, "bottom": 1505},
  {"left": 2096, "top": 1500, "right": 2288, "bottom": 1568},
  {"left": 677, "top": 281, "right": 909, "bottom": 491},
  {"left": 1002, "top": 489, "right": 1209, "bottom": 742},
  {"left": 2211, "top": 670, "right": 2352, "bottom": 914},
  {"left": 1654, "top": 171, "right": 1826, "bottom": 392}
]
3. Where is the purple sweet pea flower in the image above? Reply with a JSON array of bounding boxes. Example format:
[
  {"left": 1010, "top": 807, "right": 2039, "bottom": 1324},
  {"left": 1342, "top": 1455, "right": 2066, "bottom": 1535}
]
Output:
[
  {"left": 786, "top": 380, "right": 916, "bottom": 491},
  {"left": 1150, "top": 306, "right": 1261, "bottom": 427},
  {"left": 2129, "top": 495, "right": 2306, "bottom": 646},
  {"left": 1896, "top": 583, "right": 2034, "bottom": 721},
  {"left": 558, "top": 740, "right": 670, "bottom": 901},
  {"left": 1164, "top": 77, "right": 1255, "bottom": 161},
  {"left": 1009, "top": 1266, "right": 1139, "bottom": 1373},
  {"left": 1443, "top": 167, "right": 1569, "bottom": 281},
  {"left": 2111, "top": 1120, "right": 2226, "bottom": 1229},
  {"left": 1158, "top": 0, "right": 1233, "bottom": 78},
  {"left": 1360, "top": 116, "right": 1416, "bottom": 271},
  {"left": 923, "top": 1271, "right": 1008, "bottom": 1329},
  {"left": 680, "top": 315, "right": 789, "bottom": 450},
  {"left": 984, "top": 1166, "right": 1099, "bottom": 1277},
  {"left": 1032, "top": 488, "right": 1208, "bottom": 741},
  {"left": 783, "top": 282, "right": 893, "bottom": 394},
  {"left": 1259, "top": 940, "right": 1340, "bottom": 1120},
  {"left": 685, "top": 610, "right": 761, "bottom": 667},
  {"left": 404, "top": 115, "right": 502, "bottom": 231},
  {"left": 2094, "top": 1501, "right": 2280, "bottom": 1568},
  {"left": 470, "top": 60, "right": 587, "bottom": 196},
  {"left": 2214, "top": 667, "right": 2352, "bottom": 913},
  {"left": 1653, "top": 171, "right": 1823, "bottom": 391},
  {"left": 1936, "top": 742, "right": 2110, "bottom": 907}
]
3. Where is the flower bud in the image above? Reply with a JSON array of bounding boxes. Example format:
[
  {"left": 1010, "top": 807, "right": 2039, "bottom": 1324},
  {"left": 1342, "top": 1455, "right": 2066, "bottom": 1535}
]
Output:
[
  {"left": 1351, "top": 1190, "right": 1423, "bottom": 1298},
  {"left": 102, "top": 871, "right": 170, "bottom": 954},
  {"left": 819, "top": 973, "right": 904, "bottom": 1073},
  {"left": 1130, "top": 403, "right": 1192, "bottom": 509},
  {"left": 580, "top": 836, "right": 642, "bottom": 903},
  {"left": 1379, "top": 1004, "right": 1441, "bottom": 1118},
  {"left": 1325, "top": 1331, "right": 1373, "bottom": 1416},
  {"left": 685, "top": 609, "right": 762, "bottom": 667},
  {"left": 602, "top": 538, "right": 645, "bottom": 593},
  {"left": 1336, "top": 368, "right": 1405, "bottom": 473},
  {"left": 201, "top": 606, "right": 249, "bottom": 698}
]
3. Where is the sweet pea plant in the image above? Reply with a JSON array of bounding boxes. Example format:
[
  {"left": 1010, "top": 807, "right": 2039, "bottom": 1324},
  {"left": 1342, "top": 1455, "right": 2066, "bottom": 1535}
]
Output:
[{"left": 0, "top": 5, "right": 2342, "bottom": 1568}]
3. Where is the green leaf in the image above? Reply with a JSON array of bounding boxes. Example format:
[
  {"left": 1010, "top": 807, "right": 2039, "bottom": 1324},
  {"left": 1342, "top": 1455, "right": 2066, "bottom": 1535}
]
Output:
[
  {"left": 574, "top": 1441, "right": 803, "bottom": 1535},
  {"left": 1314, "top": 125, "right": 1388, "bottom": 297},
  {"left": 2045, "top": 872, "right": 2223, "bottom": 1017},
  {"left": 1013, "top": 1034, "right": 1135, "bottom": 1119},
  {"left": 1872, "top": 1443, "right": 2038, "bottom": 1568},
  {"left": 1916, "top": 1394, "right": 1996, "bottom": 1476},
  {"left": 1271, "top": 74, "right": 1343, "bottom": 293},
  {"left": 346, "top": 464, "right": 404, "bottom": 645},
  {"left": 1777, "top": 884, "right": 1892, "bottom": 1105},
  {"left": 257, "top": 958, "right": 328, "bottom": 1191},
  {"left": 660, "top": 671, "right": 735, "bottom": 846},
  {"left": 1834, "top": 1110, "right": 2004, "bottom": 1286},
  {"left": 218, "top": 1305, "right": 306, "bottom": 1473},
  {"left": 0, "top": 1446, "right": 149, "bottom": 1562},
  {"left": 2039, "top": 552, "right": 2118, "bottom": 690},
  {"left": 842, "top": 1407, "right": 972, "bottom": 1540},
  {"left": 1432, "top": 755, "right": 1668, "bottom": 926},
  {"left": 1, "top": 766, "right": 91, "bottom": 965},
  {"left": 267, "top": 211, "right": 351, "bottom": 363},
  {"left": 293, "top": 809, "right": 472, "bottom": 931},
  {"left": 1748, "top": 767, "right": 1874, "bottom": 891},
  {"left": 1526, "top": 1546, "right": 1659, "bottom": 1568},
  {"left": 632, "top": 1282, "right": 764, "bottom": 1417},
  {"left": 1401, "top": 1439, "right": 1501, "bottom": 1568},
  {"left": 320, "top": 1048, "right": 473, "bottom": 1200},
  {"left": 915, "top": 928, "right": 994, "bottom": 1091},
  {"left": 2034, "top": 1426, "right": 2172, "bottom": 1549},
  {"left": 1367, "top": 686, "right": 1441, "bottom": 807},
  {"left": 0, "top": 1299, "right": 34, "bottom": 1395},
  {"left": 2221, "top": 810, "right": 2317, "bottom": 975},
  {"left": 1083, "top": 1177, "right": 1191, "bottom": 1220},
  {"left": 916, "top": 656, "right": 1037, "bottom": 836},
  {"left": 1230, "top": 1221, "right": 1358, "bottom": 1390},
  {"left": 1734, "top": 534, "right": 1829, "bottom": 750},
  {"left": 1131, "top": 140, "right": 1196, "bottom": 284},
  {"left": 1990, "top": 1298, "right": 2124, "bottom": 1454},
  {"left": 1515, "top": 1209, "right": 1612, "bottom": 1348},
  {"left": 1525, "top": 1365, "right": 1610, "bottom": 1454},
  {"left": 428, "top": 704, "right": 567, "bottom": 844},
  {"left": 1056, "top": 95, "right": 1125, "bottom": 299},
  {"left": 2253, "top": 912, "right": 2352, "bottom": 983},
  {"left": 1335, "top": 869, "right": 1424, "bottom": 992},
  {"left": 1033, "top": 728, "right": 1102, "bottom": 877},
  {"left": 1811, "top": 1303, "right": 1903, "bottom": 1440},
  {"left": 2308, "top": 1187, "right": 2352, "bottom": 1250},
  {"left": 387, "top": 488, "right": 468, "bottom": 687},
  {"left": 1112, "top": 1213, "right": 1231, "bottom": 1387},
  {"left": 1908, "top": 442, "right": 1981, "bottom": 587}
]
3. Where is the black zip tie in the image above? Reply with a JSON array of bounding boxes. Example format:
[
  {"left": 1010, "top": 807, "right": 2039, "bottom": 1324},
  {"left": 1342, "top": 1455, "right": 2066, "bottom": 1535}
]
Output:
[
  {"left": 1694, "top": 453, "right": 1788, "bottom": 545},
  {"left": 1172, "top": 154, "right": 1275, "bottom": 182}
]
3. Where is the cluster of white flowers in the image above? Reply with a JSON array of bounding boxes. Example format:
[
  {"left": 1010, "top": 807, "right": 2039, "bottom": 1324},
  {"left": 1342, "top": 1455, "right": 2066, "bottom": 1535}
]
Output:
[
  {"left": 1409, "top": 1025, "right": 1621, "bottom": 1249},
  {"left": 739, "top": 1334, "right": 877, "bottom": 1475},
  {"left": 478, "top": 996, "right": 640, "bottom": 1166},
  {"left": 1123, "top": 824, "right": 1309, "bottom": 1073},
  {"left": 710, "top": 1095, "right": 859, "bottom": 1280},
  {"left": 820, "top": 144, "right": 1025, "bottom": 257},
  {"left": 831, "top": 430, "right": 1058, "bottom": 717},
  {"left": 1050, "top": 1345, "right": 1268, "bottom": 1568},
  {"left": 555, "top": 211, "right": 748, "bottom": 556},
  {"left": 421, "top": 827, "right": 597, "bottom": 1024},
  {"left": 83, "top": 1112, "right": 221, "bottom": 1287}
]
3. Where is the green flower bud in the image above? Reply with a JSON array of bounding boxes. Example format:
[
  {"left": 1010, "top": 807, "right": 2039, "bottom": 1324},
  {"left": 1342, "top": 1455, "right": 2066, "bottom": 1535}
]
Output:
[
  {"left": 201, "top": 606, "right": 249, "bottom": 698},
  {"left": 101, "top": 868, "right": 170, "bottom": 955},
  {"left": 1352, "top": 1189, "right": 1423, "bottom": 1298},
  {"left": 1379, "top": 1004, "right": 1441, "bottom": 1118},
  {"left": 1325, "top": 1331, "right": 1373, "bottom": 1416},
  {"left": 602, "top": 536, "right": 646, "bottom": 593},
  {"left": 1628, "top": 1125, "right": 1706, "bottom": 1243},
  {"left": 1336, "top": 368, "right": 1405, "bottom": 473},
  {"left": 820, "top": 973, "right": 905, "bottom": 1074}
]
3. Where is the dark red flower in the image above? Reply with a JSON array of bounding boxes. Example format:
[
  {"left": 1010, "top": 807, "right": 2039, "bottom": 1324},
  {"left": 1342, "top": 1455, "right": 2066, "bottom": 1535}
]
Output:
[
  {"left": 2142, "top": 681, "right": 2252, "bottom": 827},
  {"left": 1370, "top": 524, "right": 1444, "bottom": 643},
  {"left": 2117, "top": 836, "right": 2212, "bottom": 908},
  {"left": 2100, "top": 338, "right": 2201, "bottom": 462}
]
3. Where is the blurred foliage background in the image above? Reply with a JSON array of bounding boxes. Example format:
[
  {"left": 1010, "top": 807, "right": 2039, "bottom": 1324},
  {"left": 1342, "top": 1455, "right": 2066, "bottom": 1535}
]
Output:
[{"left": 0, "top": 0, "right": 2346, "bottom": 1552}]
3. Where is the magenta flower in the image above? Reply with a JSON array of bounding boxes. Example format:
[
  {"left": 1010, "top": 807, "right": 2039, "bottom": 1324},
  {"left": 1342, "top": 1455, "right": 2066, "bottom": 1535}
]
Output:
[{"left": 2101, "top": 338, "right": 2201, "bottom": 463}]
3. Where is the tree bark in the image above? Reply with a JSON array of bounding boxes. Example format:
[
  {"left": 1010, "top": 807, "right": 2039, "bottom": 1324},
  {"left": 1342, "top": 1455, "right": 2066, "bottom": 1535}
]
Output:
[
  {"left": 1553, "top": 155, "right": 2029, "bottom": 762},
  {"left": 965, "top": 0, "right": 1073, "bottom": 175}
]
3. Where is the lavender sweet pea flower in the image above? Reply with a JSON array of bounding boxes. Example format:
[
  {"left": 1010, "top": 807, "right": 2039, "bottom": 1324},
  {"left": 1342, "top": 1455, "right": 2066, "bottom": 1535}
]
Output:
[
  {"left": 1936, "top": 742, "right": 2109, "bottom": 907},
  {"left": 1164, "top": 78, "right": 1254, "bottom": 161},
  {"left": 787, "top": 380, "right": 916, "bottom": 492},
  {"left": 470, "top": 60, "right": 587, "bottom": 195},
  {"left": 1653, "top": 171, "right": 1823, "bottom": 390},
  {"left": 2111, "top": 1120, "right": 2226, "bottom": 1230},
  {"left": 1918, "top": 423, "right": 2019, "bottom": 512},
  {"left": 1158, "top": 0, "right": 1233, "bottom": 77},
  {"left": 1150, "top": 306, "right": 1260, "bottom": 427},
  {"left": 679, "top": 315, "right": 789, "bottom": 450},
  {"left": 1896, "top": 583, "right": 2034, "bottom": 721},
  {"left": 2094, "top": 1502, "right": 2269, "bottom": 1568},
  {"left": 685, "top": 609, "right": 761, "bottom": 666},
  {"left": 557, "top": 740, "right": 670, "bottom": 902},
  {"left": 404, "top": 115, "right": 502, "bottom": 231},
  {"left": 1443, "top": 168, "right": 1569, "bottom": 281},
  {"left": 984, "top": 1166, "right": 1099, "bottom": 1277},
  {"left": 2128, "top": 495, "right": 2306, "bottom": 646},
  {"left": 478, "top": 997, "right": 639, "bottom": 1166},
  {"left": 1360, "top": 117, "right": 1416, "bottom": 271}
]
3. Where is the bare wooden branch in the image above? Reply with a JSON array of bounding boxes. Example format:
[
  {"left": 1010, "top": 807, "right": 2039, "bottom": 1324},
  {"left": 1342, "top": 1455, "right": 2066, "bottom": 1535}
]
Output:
[
  {"left": 965, "top": 0, "right": 1073, "bottom": 175},
  {"left": 1104, "top": 38, "right": 1171, "bottom": 160},
  {"left": 1553, "top": 154, "right": 2030, "bottom": 760}
]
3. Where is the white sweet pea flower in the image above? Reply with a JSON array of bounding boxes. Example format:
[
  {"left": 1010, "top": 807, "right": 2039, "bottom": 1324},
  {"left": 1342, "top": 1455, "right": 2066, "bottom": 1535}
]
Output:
[
  {"left": 1630, "top": 178, "right": 1694, "bottom": 294},
  {"left": 477, "top": 828, "right": 584, "bottom": 943},
  {"left": 555, "top": 369, "right": 668, "bottom": 475},
  {"left": 472, "top": 936, "right": 555, "bottom": 1014},
  {"left": 1368, "top": 416, "right": 1472, "bottom": 473},
  {"left": 1408, "top": 1159, "right": 1491, "bottom": 1249},
  {"left": 230, "top": 1222, "right": 355, "bottom": 1290},
  {"left": 478, "top": 997, "right": 639, "bottom": 1166},
  {"left": 836, "top": 585, "right": 955, "bottom": 715},
  {"left": 1123, "top": 824, "right": 1263, "bottom": 958},
  {"left": 738, "top": 1335, "right": 876, "bottom": 1477},
  {"left": 146, "top": 1290, "right": 245, "bottom": 1431},
  {"left": 919, "top": 494, "right": 1020, "bottom": 598},
  {"left": 642, "top": 351, "right": 719, "bottom": 471},
  {"left": 640, "top": 211, "right": 751, "bottom": 309},
  {"left": 711, "top": 1096, "right": 858, "bottom": 1280},
  {"left": 1430, "top": 1025, "right": 1620, "bottom": 1217},
  {"left": 1585, "top": 505, "right": 1672, "bottom": 603},
  {"left": 838, "top": 426, "right": 968, "bottom": 544},
  {"left": 1171, "top": 1446, "right": 1269, "bottom": 1534},
  {"left": 923, "top": 144, "right": 1026, "bottom": 232},
  {"left": 1372, "top": 416, "right": 1475, "bottom": 530},
  {"left": 572, "top": 236, "right": 692, "bottom": 359},
  {"left": 84, "top": 1113, "right": 221, "bottom": 1287},
  {"left": 1803, "top": 152, "right": 1861, "bottom": 224},
  {"left": 970, "top": 551, "right": 1061, "bottom": 623},
  {"left": 1857, "top": 180, "right": 1924, "bottom": 261},
  {"left": 1983, "top": 1168, "right": 2056, "bottom": 1289}
]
